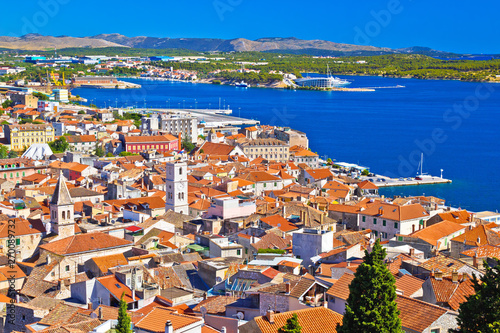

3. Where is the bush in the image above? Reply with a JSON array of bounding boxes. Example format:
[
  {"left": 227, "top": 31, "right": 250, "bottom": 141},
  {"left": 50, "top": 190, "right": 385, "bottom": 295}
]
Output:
[{"left": 258, "top": 248, "right": 285, "bottom": 254}]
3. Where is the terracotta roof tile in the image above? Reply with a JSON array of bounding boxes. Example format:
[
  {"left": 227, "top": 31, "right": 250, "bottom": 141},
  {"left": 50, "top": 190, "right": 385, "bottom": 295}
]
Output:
[{"left": 253, "top": 307, "right": 343, "bottom": 333}]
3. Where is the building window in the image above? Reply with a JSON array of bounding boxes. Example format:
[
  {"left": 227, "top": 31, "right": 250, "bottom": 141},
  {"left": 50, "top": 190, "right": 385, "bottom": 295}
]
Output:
[
  {"left": 394, "top": 222, "right": 399, "bottom": 229},
  {"left": 65, "top": 265, "right": 70, "bottom": 272},
  {"left": 383, "top": 220, "right": 386, "bottom": 226},
  {"left": 67, "top": 210, "right": 71, "bottom": 219},
  {"left": 62, "top": 211, "right": 65, "bottom": 219},
  {"left": 16, "top": 238, "right": 20, "bottom": 245},
  {"left": 362, "top": 216, "right": 365, "bottom": 222},
  {"left": 373, "top": 218, "right": 377, "bottom": 224},
  {"left": 237, "top": 249, "right": 241, "bottom": 256},
  {"left": 430, "top": 329, "right": 441, "bottom": 333}
]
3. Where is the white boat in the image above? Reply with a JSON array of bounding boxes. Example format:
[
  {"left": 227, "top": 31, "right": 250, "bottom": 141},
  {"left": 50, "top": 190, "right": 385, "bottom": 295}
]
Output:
[
  {"left": 294, "top": 64, "right": 351, "bottom": 88},
  {"left": 235, "top": 81, "right": 249, "bottom": 88}
]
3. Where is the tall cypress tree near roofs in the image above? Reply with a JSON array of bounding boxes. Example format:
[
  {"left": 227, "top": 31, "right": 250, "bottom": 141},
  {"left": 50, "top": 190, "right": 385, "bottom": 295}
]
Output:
[
  {"left": 337, "top": 239, "right": 403, "bottom": 333},
  {"left": 278, "top": 313, "right": 302, "bottom": 333},
  {"left": 115, "top": 292, "right": 132, "bottom": 333},
  {"left": 450, "top": 258, "right": 500, "bottom": 333}
]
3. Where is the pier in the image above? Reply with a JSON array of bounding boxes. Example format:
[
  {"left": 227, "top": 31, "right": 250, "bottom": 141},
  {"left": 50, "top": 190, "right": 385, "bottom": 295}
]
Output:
[{"left": 130, "top": 108, "right": 260, "bottom": 127}]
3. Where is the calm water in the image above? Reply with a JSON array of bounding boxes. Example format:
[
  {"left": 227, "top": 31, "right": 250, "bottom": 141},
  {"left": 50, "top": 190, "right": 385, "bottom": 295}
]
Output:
[{"left": 72, "top": 77, "right": 500, "bottom": 212}]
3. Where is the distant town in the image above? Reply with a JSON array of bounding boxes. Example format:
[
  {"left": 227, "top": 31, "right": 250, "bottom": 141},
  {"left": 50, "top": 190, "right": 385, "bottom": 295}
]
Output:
[{"left": 0, "top": 52, "right": 499, "bottom": 333}]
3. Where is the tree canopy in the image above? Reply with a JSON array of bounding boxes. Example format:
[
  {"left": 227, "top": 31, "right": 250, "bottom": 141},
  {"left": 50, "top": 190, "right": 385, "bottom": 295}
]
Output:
[
  {"left": 451, "top": 259, "right": 500, "bottom": 333},
  {"left": 337, "top": 239, "right": 402, "bottom": 333},
  {"left": 115, "top": 292, "right": 132, "bottom": 333},
  {"left": 278, "top": 313, "right": 302, "bottom": 333}
]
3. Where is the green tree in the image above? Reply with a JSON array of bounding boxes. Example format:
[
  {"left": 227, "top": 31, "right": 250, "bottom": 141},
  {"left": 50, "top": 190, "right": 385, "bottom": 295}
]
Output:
[
  {"left": 1, "top": 100, "right": 13, "bottom": 109},
  {"left": 337, "top": 239, "right": 402, "bottom": 333},
  {"left": 95, "top": 145, "right": 105, "bottom": 157},
  {"left": 7, "top": 150, "right": 18, "bottom": 158},
  {"left": 48, "top": 137, "right": 69, "bottom": 153},
  {"left": 119, "top": 151, "right": 137, "bottom": 156},
  {"left": 106, "top": 152, "right": 114, "bottom": 157},
  {"left": 450, "top": 259, "right": 500, "bottom": 333},
  {"left": 78, "top": 110, "right": 86, "bottom": 115},
  {"left": 361, "top": 169, "right": 370, "bottom": 176},
  {"left": 182, "top": 134, "right": 195, "bottom": 152},
  {"left": 278, "top": 313, "right": 302, "bottom": 333},
  {"left": 115, "top": 292, "right": 132, "bottom": 333},
  {"left": 0, "top": 146, "right": 8, "bottom": 159}
]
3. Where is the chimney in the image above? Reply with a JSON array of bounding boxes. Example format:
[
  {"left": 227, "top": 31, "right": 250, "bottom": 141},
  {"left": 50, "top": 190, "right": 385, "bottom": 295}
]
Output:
[
  {"left": 452, "top": 271, "right": 459, "bottom": 283},
  {"left": 430, "top": 269, "right": 435, "bottom": 277},
  {"left": 435, "top": 270, "right": 443, "bottom": 280},
  {"left": 477, "top": 237, "right": 481, "bottom": 244},
  {"left": 347, "top": 261, "right": 351, "bottom": 267},
  {"left": 282, "top": 205, "right": 286, "bottom": 218},
  {"left": 98, "top": 306, "right": 103, "bottom": 320},
  {"left": 320, "top": 213, "right": 324, "bottom": 224},
  {"left": 221, "top": 328, "right": 227, "bottom": 333},
  {"left": 285, "top": 282, "right": 291, "bottom": 295},
  {"left": 473, "top": 254, "right": 479, "bottom": 268},
  {"left": 88, "top": 303, "right": 92, "bottom": 310},
  {"left": 165, "top": 320, "right": 173, "bottom": 333},
  {"left": 178, "top": 132, "right": 182, "bottom": 147},
  {"left": 266, "top": 310, "right": 275, "bottom": 324},
  {"left": 378, "top": 207, "right": 383, "bottom": 215},
  {"left": 409, "top": 248, "right": 415, "bottom": 257},
  {"left": 132, "top": 289, "right": 136, "bottom": 301}
]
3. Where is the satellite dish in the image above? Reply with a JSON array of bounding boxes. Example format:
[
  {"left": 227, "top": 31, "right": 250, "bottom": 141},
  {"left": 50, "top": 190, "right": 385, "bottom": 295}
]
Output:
[
  {"left": 237, "top": 312, "right": 245, "bottom": 320},
  {"left": 186, "top": 248, "right": 191, "bottom": 253},
  {"left": 200, "top": 306, "right": 207, "bottom": 317},
  {"left": 216, "top": 276, "right": 222, "bottom": 283},
  {"left": 277, "top": 223, "right": 281, "bottom": 228}
]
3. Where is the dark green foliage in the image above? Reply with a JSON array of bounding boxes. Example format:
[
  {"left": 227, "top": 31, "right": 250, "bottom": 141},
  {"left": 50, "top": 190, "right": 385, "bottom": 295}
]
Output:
[
  {"left": 33, "top": 92, "right": 49, "bottom": 101},
  {"left": 115, "top": 292, "right": 132, "bottom": 333},
  {"left": 337, "top": 239, "right": 402, "bottom": 333},
  {"left": 119, "top": 151, "right": 138, "bottom": 156},
  {"left": 361, "top": 169, "right": 370, "bottom": 176},
  {"left": 1, "top": 100, "right": 13, "bottom": 109},
  {"left": 278, "top": 313, "right": 302, "bottom": 333},
  {"left": 257, "top": 248, "right": 285, "bottom": 254},
  {"left": 450, "top": 259, "right": 500, "bottom": 333},
  {"left": 95, "top": 145, "right": 105, "bottom": 157},
  {"left": 48, "top": 137, "right": 69, "bottom": 153},
  {"left": 182, "top": 135, "right": 195, "bottom": 152}
]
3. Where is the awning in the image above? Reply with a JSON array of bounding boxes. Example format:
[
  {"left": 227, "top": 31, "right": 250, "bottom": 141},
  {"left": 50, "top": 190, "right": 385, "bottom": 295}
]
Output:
[{"left": 125, "top": 225, "right": 142, "bottom": 232}]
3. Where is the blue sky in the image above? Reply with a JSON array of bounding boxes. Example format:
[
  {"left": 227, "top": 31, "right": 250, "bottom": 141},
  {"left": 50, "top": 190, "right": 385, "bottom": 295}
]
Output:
[{"left": 2, "top": 0, "right": 499, "bottom": 54}]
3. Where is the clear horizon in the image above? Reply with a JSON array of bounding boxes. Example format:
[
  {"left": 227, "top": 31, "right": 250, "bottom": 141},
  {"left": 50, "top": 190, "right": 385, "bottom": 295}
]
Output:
[{"left": 1, "top": 0, "right": 499, "bottom": 54}]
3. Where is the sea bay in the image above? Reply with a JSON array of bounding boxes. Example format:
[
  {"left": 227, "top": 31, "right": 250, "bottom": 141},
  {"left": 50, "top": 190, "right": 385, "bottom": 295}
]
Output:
[{"left": 73, "top": 76, "right": 500, "bottom": 212}]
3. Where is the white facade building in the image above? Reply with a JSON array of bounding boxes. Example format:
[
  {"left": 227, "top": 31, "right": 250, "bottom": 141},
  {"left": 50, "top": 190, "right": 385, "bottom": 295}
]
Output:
[{"left": 165, "top": 162, "right": 189, "bottom": 215}]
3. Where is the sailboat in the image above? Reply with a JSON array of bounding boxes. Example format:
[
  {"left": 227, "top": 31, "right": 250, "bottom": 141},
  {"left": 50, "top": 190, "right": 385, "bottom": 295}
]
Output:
[{"left": 415, "top": 153, "right": 431, "bottom": 180}]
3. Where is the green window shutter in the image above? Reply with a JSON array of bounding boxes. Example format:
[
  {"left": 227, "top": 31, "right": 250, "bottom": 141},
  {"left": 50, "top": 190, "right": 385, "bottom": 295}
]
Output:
[
  {"left": 16, "top": 238, "right": 20, "bottom": 245},
  {"left": 394, "top": 222, "right": 399, "bottom": 229},
  {"left": 398, "top": 236, "right": 403, "bottom": 241},
  {"left": 373, "top": 218, "right": 377, "bottom": 224},
  {"left": 362, "top": 216, "right": 366, "bottom": 222},
  {"left": 383, "top": 220, "right": 386, "bottom": 226},
  {"left": 419, "top": 219, "right": 424, "bottom": 225}
]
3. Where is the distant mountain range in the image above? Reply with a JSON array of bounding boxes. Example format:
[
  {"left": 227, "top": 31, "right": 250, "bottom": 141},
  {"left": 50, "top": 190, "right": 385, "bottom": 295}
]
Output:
[{"left": 0, "top": 33, "right": 461, "bottom": 57}]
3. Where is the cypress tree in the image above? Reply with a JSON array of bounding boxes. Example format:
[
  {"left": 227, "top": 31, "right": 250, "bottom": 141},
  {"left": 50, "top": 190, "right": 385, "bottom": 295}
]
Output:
[
  {"left": 337, "top": 239, "right": 402, "bottom": 333},
  {"left": 278, "top": 313, "right": 302, "bottom": 333},
  {"left": 450, "top": 259, "right": 500, "bottom": 333},
  {"left": 115, "top": 292, "right": 132, "bottom": 333}
]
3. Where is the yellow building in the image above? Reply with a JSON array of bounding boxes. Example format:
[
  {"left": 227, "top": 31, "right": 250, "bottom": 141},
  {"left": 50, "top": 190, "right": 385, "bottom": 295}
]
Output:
[{"left": 6, "top": 124, "right": 55, "bottom": 151}]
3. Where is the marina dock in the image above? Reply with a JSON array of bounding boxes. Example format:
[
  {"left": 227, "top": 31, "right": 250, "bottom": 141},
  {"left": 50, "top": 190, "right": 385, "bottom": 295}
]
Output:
[
  {"left": 131, "top": 108, "right": 260, "bottom": 127},
  {"left": 372, "top": 175, "right": 452, "bottom": 187}
]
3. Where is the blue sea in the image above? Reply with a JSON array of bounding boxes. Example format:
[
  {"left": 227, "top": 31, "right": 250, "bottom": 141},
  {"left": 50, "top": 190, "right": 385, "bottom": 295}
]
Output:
[{"left": 72, "top": 76, "right": 500, "bottom": 212}]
